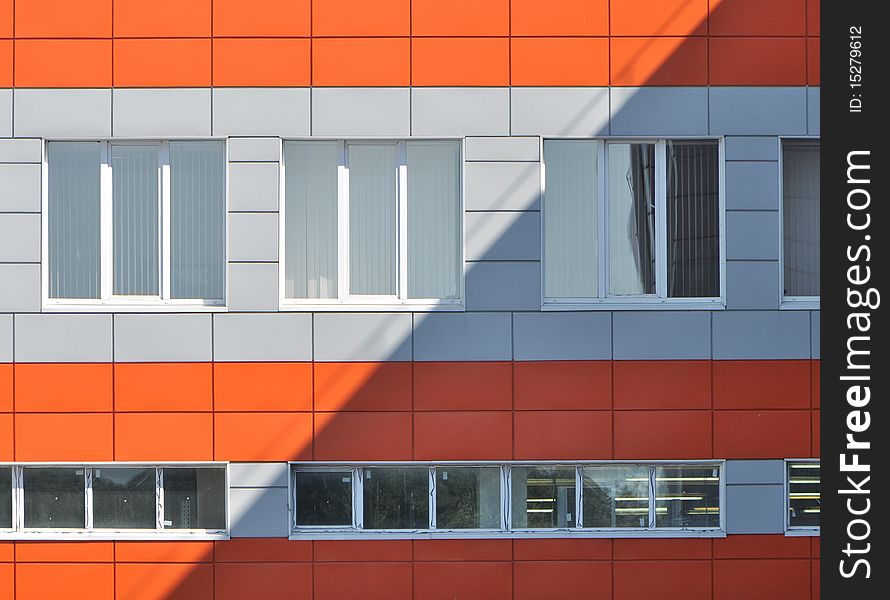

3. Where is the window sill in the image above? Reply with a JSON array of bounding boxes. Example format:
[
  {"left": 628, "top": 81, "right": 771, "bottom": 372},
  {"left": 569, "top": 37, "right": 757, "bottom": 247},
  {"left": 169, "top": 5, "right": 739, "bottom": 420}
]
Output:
[
  {"left": 279, "top": 301, "right": 465, "bottom": 312},
  {"left": 42, "top": 302, "right": 227, "bottom": 313},
  {"left": 0, "top": 531, "right": 229, "bottom": 541},
  {"left": 785, "top": 528, "right": 820, "bottom": 537},
  {"left": 289, "top": 529, "right": 726, "bottom": 540},
  {"left": 781, "top": 298, "right": 821, "bottom": 310},
  {"left": 542, "top": 299, "right": 726, "bottom": 311}
]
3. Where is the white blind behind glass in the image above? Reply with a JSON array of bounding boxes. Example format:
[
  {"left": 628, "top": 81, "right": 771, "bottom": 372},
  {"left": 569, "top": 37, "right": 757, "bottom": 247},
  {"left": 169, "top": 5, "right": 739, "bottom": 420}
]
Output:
[
  {"left": 543, "top": 139, "right": 598, "bottom": 298},
  {"left": 666, "top": 141, "right": 720, "bottom": 298},
  {"left": 608, "top": 143, "right": 656, "bottom": 295},
  {"left": 348, "top": 143, "right": 398, "bottom": 296},
  {"left": 169, "top": 141, "right": 226, "bottom": 300},
  {"left": 284, "top": 141, "right": 339, "bottom": 298},
  {"left": 407, "top": 141, "right": 461, "bottom": 299},
  {"left": 112, "top": 146, "right": 159, "bottom": 296},
  {"left": 47, "top": 142, "right": 101, "bottom": 299},
  {"left": 783, "top": 143, "right": 820, "bottom": 297}
]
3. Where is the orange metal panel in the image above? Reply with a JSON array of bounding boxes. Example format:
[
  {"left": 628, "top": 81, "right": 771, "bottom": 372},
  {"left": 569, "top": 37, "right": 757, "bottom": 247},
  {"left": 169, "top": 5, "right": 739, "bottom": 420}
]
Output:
[
  {"left": 713, "top": 410, "right": 810, "bottom": 458},
  {"left": 214, "top": 538, "right": 312, "bottom": 562},
  {"left": 14, "top": 0, "right": 111, "bottom": 38},
  {"left": 413, "top": 539, "right": 512, "bottom": 562},
  {"left": 15, "top": 363, "right": 113, "bottom": 413},
  {"left": 213, "top": 0, "right": 311, "bottom": 37},
  {"left": 511, "top": 0, "right": 609, "bottom": 36},
  {"left": 514, "top": 561, "right": 611, "bottom": 600},
  {"left": 614, "top": 560, "right": 712, "bottom": 600},
  {"left": 312, "top": 0, "right": 410, "bottom": 37},
  {"left": 0, "top": 40, "right": 10, "bottom": 87},
  {"left": 614, "top": 360, "right": 711, "bottom": 410},
  {"left": 614, "top": 410, "right": 712, "bottom": 459},
  {"left": 314, "top": 562, "right": 413, "bottom": 600},
  {"left": 314, "top": 412, "right": 412, "bottom": 460},
  {"left": 412, "top": 0, "right": 509, "bottom": 36},
  {"left": 214, "top": 362, "right": 312, "bottom": 412},
  {"left": 514, "top": 361, "right": 612, "bottom": 410},
  {"left": 713, "top": 559, "right": 810, "bottom": 600},
  {"left": 614, "top": 538, "right": 712, "bottom": 560},
  {"left": 312, "top": 37, "right": 409, "bottom": 86},
  {"left": 114, "top": 563, "right": 213, "bottom": 600},
  {"left": 113, "top": 39, "right": 212, "bottom": 87},
  {"left": 16, "top": 563, "right": 114, "bottom": 600},
  {"left": 514, "top": 411, "right": 612, "bottom": 460},
  {"left": 14, "top": 40, "right": 112, "bottom": 87},
  {"left": 611, "top": 0, "right": 709, "bottom": 36},
  {"left": 511, "top": 37, "right": 609, "bottom": 86},
  {"left": 709, "top": 0, "right": 807, "bottom": 37},
  {"left": 513, "top": 538, "right": 612, "bottom": 561},
  {"left": 314, "top": 362, "right": 411, "bottom": 412},
  {"left": 414, "top": 362, "right": 512, "bottom": 411},
  {"left": 413, "top": 411, "right": 513, "bottom": 460},
  {"left": 114, "top": 413, "right": 213, "bottom": 461},
  {"left": 15, "top": 542, "right": 113, "bottom": 562},
  {"left": 713, "top": 534, "right": 810, "bottom": 559},
  {"left": 710, "top": 37, "right": 807, "bottom": 85},
  {"left": 713, "top": 360, "right": 810, "bottom": 409},
  {"left": 412, "top": 37, "right": 509, "bottom": 86},
  {"left": 213, "top": 38, "right": 311, "bottom": 86},
  {"left": 610, "top": 37, "right": 708, "bottom": 86},
  {"left": 114, "top": 541, "right": 214, "bottom": 563},
  {"left": 214, "top": 412, "right": 312, "bottom": 461},
  {"left": 114, "top": 363, "right": 212, "bottom": 412},
  {"left": 113, "top": 0, "right": 211, "bottom": 37},
  {"left": 0, "top": 363, "right": 11, "bottom": 412},
  {"left": 413, "top": 562, "right": 513, "bottom": 600},
  {"left": 16, "top": 413, "right": 113, "bottom": 461},
  {"left": 215, "top": 563, "right": 312, "bottom": 600}
]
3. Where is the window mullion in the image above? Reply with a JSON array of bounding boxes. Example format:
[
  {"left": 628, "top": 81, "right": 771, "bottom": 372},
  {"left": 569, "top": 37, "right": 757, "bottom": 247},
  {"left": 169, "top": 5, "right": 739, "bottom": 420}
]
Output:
[
  {"left": 353, "top": 467, "right": 363, "bottom": 530},
  {"left": 575, "top": 466, "right": 584, "bottom": 529},
  {"left": 648, "top": 466, "right": 657, "bottom": 529},
  {"left": 428, "top": 466, "right": 436, "bottom": 531},
  {"left": 84, "top": 468, "right": 94, "bottom": 531},
  {"left": 398, "top": 141, "right": 408, "bottom": 300},
  {"left": 100, "top": 142, "right": 113, "bottom": 300},
  {"left": 160, "top": 142, "right": 172, "bottom": 300},
  {"left": 156, "top": 468, "right": 165, "bottom": 531},
  {"left": 338, "top": 141, "right": 350, "bottom": 300},
  {"left": 655, "top": 139, "right": 668, "bottom": 298},
  {"left": 13, "top": 467, "right": 23, "bottom": 531},
  {"left": 502, "top": 465, "right": 511, "bottom": 531}
]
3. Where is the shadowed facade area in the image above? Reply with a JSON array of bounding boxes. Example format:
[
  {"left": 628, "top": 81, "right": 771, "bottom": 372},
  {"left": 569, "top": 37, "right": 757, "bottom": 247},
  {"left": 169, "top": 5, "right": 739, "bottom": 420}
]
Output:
[{"left": 0, "top": 0, "right": 820, "bottom": 598}]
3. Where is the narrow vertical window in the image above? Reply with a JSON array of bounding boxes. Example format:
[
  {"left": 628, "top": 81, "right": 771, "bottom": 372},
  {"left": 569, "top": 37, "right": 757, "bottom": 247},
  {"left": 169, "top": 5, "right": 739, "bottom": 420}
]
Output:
[
  {"left": 543, "top": 139, "right": 598, "bottom": 299},
  {"left": 284, "top": 141, "right": 339, "bottom": 299},
  {"left": 783, "top": 142, "right": 820, "bottom": 298},
  {"left": 787, "top": 462, "right": 820, "bottom": 529},
  {"left": 407, "top": 141, "right": 461, "bottom": 299},
  {"left": 23, "top": 468, "right": 86, "bottom": 529},
  {"left": 47, "top": 142, "right": 101, "bottom": 299},
  {"left": 608, "top": 143, "right": 656, "bottom": 295},
  {"left": 112, "top": 146, "right": 160, "bottom": 296},
  {"left": 666, "top": 141, "right": 720, "bottom": 298},
  {"left": 511, "top": 466, "right": 576, "bottom": 529}
]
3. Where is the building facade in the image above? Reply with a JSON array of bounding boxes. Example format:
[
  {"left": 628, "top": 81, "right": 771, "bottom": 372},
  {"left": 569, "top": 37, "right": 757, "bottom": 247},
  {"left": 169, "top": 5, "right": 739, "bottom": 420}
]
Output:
[{"left": 0, "top": 1, "right": 820, "bottom": 599}]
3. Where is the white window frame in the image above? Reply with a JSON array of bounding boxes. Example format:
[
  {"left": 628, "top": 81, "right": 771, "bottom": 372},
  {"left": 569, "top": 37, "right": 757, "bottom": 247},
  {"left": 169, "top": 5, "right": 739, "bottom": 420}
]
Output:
[
  {"left": 541, "top": 137, "right": 726, "bottom": 311},
  {"left": 784, "top": 458, "right": 820, "bottom": 536},
  {"left": 779, "top": 137, "right": 821, "bottom": 310},
  {"left": 289, "top": 460, "right": 725, "bottom": 540},
  {"left": 41, "top": 139, "right": 229, "bottom": 312},
  {"left": 0, "top": 462, "right": 229, "bottom": 540},
  {"left": 278, "top": 139, "right": 466, "bottom": 311}
]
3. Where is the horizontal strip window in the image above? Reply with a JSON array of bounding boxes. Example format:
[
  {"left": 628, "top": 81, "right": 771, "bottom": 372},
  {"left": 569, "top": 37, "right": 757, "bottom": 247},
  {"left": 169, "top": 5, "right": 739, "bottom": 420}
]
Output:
[
  {"left": 0, "top": 464, "right": 228, "bottom": 540},
  {"left": 543, "top": 139, "right": 724, "bottom": 308},
  {"left": 281, "top": 140, "right": 463, "bottom": 309},
  {"left": 43, "top": 140, "right": 226, "bottom": 310},
  {"left": 291, "top": 462, "right": 723, "bottom": 539},
  {"left": 781, "top": 140, "right": 820, "bottom": 308},
  {"left": 785, "top": 460, "right": 820, "bottom": 535}
]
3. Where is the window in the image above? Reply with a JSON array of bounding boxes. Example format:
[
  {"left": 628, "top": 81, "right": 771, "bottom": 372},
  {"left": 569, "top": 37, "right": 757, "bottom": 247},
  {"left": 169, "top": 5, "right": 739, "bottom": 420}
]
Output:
[
  {"left": 786, "top": 461, "right": 820, "bottom": 532},
  {"left": 290, "top": 462, "right": 722, "bottom": 537},
  {"left": 782, "top": 141, "right": 820, "bottom": 303},
  {"left": 282, "top": 140, "right": 463, "bottom": 307},
  {"left": 543, "top": 139, "right": 722, "bottom": 306},
  {"left": 45, "top": 141, "right": 226, "bottom": 307},
  {"left": 1, "top": 464, "right": 227, "bottom": 538}
]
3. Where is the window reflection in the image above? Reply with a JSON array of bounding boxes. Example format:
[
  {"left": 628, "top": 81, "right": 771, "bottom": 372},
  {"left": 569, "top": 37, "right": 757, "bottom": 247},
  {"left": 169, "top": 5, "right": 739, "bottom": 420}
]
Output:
[
  {"left": 436, "top": 467, "right": 500, "bottom": 529},
  {"left": 363, "top": 467, "right": 428, "bottom": 530},
  {"left": 582, "top": 465, "right": 649, "bottom": 528},
  {"left": 654, "top": 465, "right": 720, "bottom": 528},
  {"left": 93, "top": 467, "right": 156, "bottom": 529},
  {"left": 511, "top": 466, "right": 576, "bottom": 529},
  {"left": 295, "top": 470, "right": 353, "bottom": 527},
  {"left": 23, "top": 468, "right": 86, "bottom": 529}
]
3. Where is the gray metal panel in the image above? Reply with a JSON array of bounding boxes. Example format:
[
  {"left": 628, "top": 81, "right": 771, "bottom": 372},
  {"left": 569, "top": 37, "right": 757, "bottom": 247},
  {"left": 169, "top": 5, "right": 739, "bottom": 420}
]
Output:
[
  {"left": 411, "top": 88, "right": 509, "bottom": 136},
  {"left": 0, "top": 214, "right": 41, "bottom": 262},
  {"left": 113, "top": 88, "right": 211, "bottom": 137},
  {"left": 725, "top": 261, "right": 780, "bottom": 310},
  {"left": 709, "top": 87, "right": 808, "bottom": 135},
  {"left": 513, "top": 311, "right": 612, "bottom": 361},
  {"left": 0, "top": 164, "right": 42, "bottom": 212},
  {"left": 229, "top": 163, "right": 280, "bottom": 212},
  {"left": 811, "top": 311, "right": 820, "bottom": 359},
  {"left": 725, "top": 484, "right": 785, "bottom": 534},
  {"left": 465, "top": 137, "right": 540, "bottom": 162},
  {"left": 726, "top": 211, "right": 780, "bottom": 260},
  {"left": 807, "top": 87, "right": 820, "bottom": 136},
  {"left": 725, "top": 162, "right": 779, "bottom": 210},
  {"left": 114, "top": 314, "right": 212, "bottom": 362},
  {"left": 0, "top": 264, "right": 40, "bottom": 312},
  {"left": 0, "top": 139, "right": 43, "bottom": 163},
  {"left": 465, "top": 261, "right": 541, "bottom": 311},
  {"left": 613, "top": 311, "right": 712, "bottom": 359},
  {"left": 610, "top": 87, "right": 708, "bottom": 136},
  {"left": 14, "top": 314, "right": 113, "bottom": 362},
  {"left": 312, "top": 88, "right": 410, "bottom": 137},
  {"left": 0, "top": 89, "right": 10, "bottom": 137},
  {"left": 713, "top": 310, "right": 811, "bottom": 359},
  {"left": 0, "top": 314, "right": 12, "bottom": 362},
  {"left": 314, "top": 313, "right": 413, "bottom": 361},
  {"left": 725, "top": 460, "right": 785, "bottom": 485},
  {"left": 227, "top": 262, "right": 279, "bottom": 312},
  {"left": 511, "top": 87, "right": 609, "bottom": 136},
  {"left": 724, "top": 137, "right": 779, "bottom": 161},
  {"left": 214, "top": 313, "right": 312, "bottom": 361},
  {"left": 413, "top": 312, "right": 512, "bottom": 361},
  {"left": 464, "top": 162, "right": 541, "bottom": 211},
  {"left": 14, "top": 89, "right": 112, "bottom": 137},
  {"left": 228, "top": 213, "right": 279, "bottom": 262},
  {"left": 213, "top": 88, "right": 310, "bottom": 137},
  {"left": 227, "top": 138, "right": 282, "bottom": 163},
  {"left": 229, "top": 487, "right": 290, "bottom": 538},
  {"left": 228, "top": 463, "right": 289, "bottom": 488},
  {"left": 466, "top": 211, "right": 541, "bottom": 261}
]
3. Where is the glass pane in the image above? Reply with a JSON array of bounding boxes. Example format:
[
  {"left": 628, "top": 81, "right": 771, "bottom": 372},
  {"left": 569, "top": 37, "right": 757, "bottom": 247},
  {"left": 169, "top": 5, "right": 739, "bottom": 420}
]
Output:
[
  {"left": 544, "top": 139, "right": 598, "bottom": 298},
  {"left": 608, "top": 143, "right": 656, "bottom": 295},
  {"left": 655, "top": 465, "right": 720, "bottom": 528},
  {"left": 582, "top": 465, "right": 649, "bottom": 528},
  {"left": 783, "top": 143, "right": 820, "bottom": 296},
  {"left": 284, "top": 141, "right": 339, "bottom": 299},
  {"left": 170, "top": 141, "right": 226, "bottom": 300},
  {"left": 511, "top": 466, "right": 576, "bottom": 529},
  {"left": 0, "top": 468, "right": 11, "bottom": 528},
  {"left": 163, "top": 468, "right": 226, "bottom": 530},
  {"left": 362, "top": 467, "right": 428, "bottom": 530},
  {"left": 788, "top": 462, "right": 820, "bottom": 528},
  {"left": 435, "top": 467, "right": 500, "bottom": 529},
  {"left": 666, "top": 141, "right": 720, "bottom": 298},
  {"left": 112, "top": 145, "right": 160, "bottom": 296},
  {"left": 47, "top": 141, "right": 101, "bottom": 299},
  {"left": 23, "top": 468, "right": 85, "bottom": 529},
  {"left": 93, "top": 467, "right": 156, "bottom": 529},
  {"left": 348, "top": 144, "right": 398, "bottom": 295},
  {"left": 407, "top": 141, "right": 461, "bottom": 299},
  {"left": 295, "top": 471, "right": 353, "bottom": 527}
]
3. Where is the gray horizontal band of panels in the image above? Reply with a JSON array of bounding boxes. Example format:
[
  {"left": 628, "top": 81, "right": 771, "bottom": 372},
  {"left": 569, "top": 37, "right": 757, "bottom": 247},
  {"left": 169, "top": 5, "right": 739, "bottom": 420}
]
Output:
[
  {"left": 514, "top": 312, "right": 612, "bottom": 361},
  {"left": 113, "top": 314, "right": 212, "bottom": 362},
  {"left": 413, "top": 312, "right": 512, "bottom": 361},
  {"left": 14, "top": 314, "right": 113, "bottom": 362},
  {"left": 213, "top": 313, "right": 312, "bottom": 361},
  {"left": 412, "top": 88, "right": 509, "bottom": 136},
  {"left": 0, "top": 314, "right": 11, "bottom": 362},
  {"left": 0, "top": 139, "right": 43, "bottom": 163}
]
